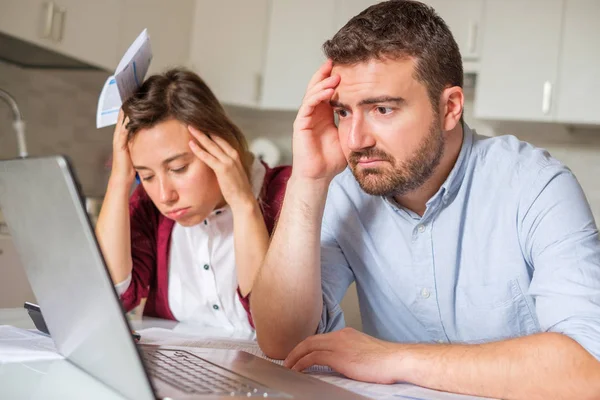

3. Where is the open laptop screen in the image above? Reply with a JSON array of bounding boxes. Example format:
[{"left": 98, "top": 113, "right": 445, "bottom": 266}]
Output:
[{"left": 0, "top": 156, "right": 155, "bottom": 400}]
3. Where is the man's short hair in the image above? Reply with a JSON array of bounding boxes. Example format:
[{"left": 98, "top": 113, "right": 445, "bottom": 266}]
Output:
[{"left": 323, "top": 0, "right": 463, "bottom": 112}]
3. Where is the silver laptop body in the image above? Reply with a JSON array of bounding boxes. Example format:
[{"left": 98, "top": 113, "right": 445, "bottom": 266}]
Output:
[{"left": 0, "top": 156, "right": 366, "bottom": 400}]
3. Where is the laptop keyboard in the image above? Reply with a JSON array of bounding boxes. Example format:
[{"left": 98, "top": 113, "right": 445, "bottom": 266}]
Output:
[{"left": 142, "top": 348, "right": 285, "bottom": 397}]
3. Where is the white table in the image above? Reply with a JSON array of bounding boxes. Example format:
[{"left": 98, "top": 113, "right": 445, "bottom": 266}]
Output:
[
  {"left": 0, "top": 308, "right": 252, "bottom": 400},
  {"left": 0, "top": 308, "right": 489, "bottom": 400},
  {"left": 1, "top": 308, "right": 129, "bottom": 399}
]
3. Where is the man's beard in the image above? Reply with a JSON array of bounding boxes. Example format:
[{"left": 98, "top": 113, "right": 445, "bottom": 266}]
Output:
[{"left": 348, "top": 120, "right": 445, "bottom": 197}]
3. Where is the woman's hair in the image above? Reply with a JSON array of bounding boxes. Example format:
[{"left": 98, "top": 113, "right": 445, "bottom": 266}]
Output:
[{"left": 122, "top": 68, "right": 254, "bottom": 176}]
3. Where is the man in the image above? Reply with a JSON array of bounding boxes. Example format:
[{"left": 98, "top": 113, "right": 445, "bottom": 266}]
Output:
[{"left": 250, "top": 1, "right": 600, "bottom": 399}]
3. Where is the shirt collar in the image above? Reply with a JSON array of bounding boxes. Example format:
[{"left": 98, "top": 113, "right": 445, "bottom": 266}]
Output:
[
  {"left": 437, "top": 121, "right": 473, "bottom": 203},
  {"left": 383, "top": 122, "right": 474, "bottom": 217}
]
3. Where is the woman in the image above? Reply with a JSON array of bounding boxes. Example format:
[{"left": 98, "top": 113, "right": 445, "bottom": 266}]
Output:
[{"left": 95, "top": 68, "right": 290, "bottom": 334}]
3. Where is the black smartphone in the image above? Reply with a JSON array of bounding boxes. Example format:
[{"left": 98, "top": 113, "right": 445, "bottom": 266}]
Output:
[
  {"left": 132, "top": 330, "right": 141, "bottom": 342},
  {"left": 24, "top": 301, "right": 142, "bottom": 342},
  {"left": 24, "top": 301, "right": 50, "bottom": 335}
]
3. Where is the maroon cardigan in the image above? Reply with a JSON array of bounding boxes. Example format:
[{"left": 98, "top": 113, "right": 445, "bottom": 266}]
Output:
[{"left": 120, "top": 164, "right": 291, "bottom": 327}]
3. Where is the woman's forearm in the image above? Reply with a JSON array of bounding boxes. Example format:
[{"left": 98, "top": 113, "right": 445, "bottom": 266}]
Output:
[{"left": 95, "top": 176, "right": 134, "bottom": 284}]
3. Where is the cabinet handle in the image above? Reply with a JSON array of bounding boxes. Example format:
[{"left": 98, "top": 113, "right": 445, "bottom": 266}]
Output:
[
  {"left": 255, "top": 73, "right": 263, "bottom": 104},
  {"left": 467, "top": 21, "right": 478, "bottom": 54},
  {"left": 53, "top": 8, "right": 66, "bottom": 43},
  {"left": 41, "top": 2, "right": 55, "bottom": 39},
  {"left": 542, "top": 81, "right": 553, "bottom": 115}
]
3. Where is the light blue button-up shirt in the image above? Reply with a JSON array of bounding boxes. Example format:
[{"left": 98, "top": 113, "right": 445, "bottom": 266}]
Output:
[{"left": 318, "top": 123, "right": 600, "bottom": 360}]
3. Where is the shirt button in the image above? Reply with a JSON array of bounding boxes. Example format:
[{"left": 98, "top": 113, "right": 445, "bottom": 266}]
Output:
[
  {"left": 417, "top": 224, "right": 426, "bottom": 233},
  {"left": 212, "top": 304, "right": 219, "bottom": 311},
  {"left": 420, "top": 288, "right": 430, "bottom": 298},
  {"left": 437, "top": 339, "right": 445, "bottom": 344},
  {"left": 203, "top": 220, "right": 208, "bottom": 225},
  {"left": 203, "top": 264, "right": 210, "bottom": 270}
]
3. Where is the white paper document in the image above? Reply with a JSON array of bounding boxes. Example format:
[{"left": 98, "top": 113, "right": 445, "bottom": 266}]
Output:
[
  {"left": 0, "top": 325, "right": 62, "bottom": 364},
  {"left": 96, "top": 29, "right": 153, "bottom": 128},
  {"left": 311, "top": 372, "right": 494, "bottom": 400}
]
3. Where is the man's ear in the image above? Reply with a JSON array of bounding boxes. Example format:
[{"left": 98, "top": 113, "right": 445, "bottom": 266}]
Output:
[{"left": 440, "top": 86, "right": 464, "bottom": 131}]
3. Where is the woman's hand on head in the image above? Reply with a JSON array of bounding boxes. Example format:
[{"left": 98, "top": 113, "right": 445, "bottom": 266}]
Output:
[
  {"left": 110, "top": 109, "right": 136, "bottom": 185},
  {"left": 187, "top": 126, "right": 255, "bottom": 211}
]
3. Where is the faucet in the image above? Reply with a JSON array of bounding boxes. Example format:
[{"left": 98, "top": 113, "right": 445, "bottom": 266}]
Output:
[{"left": 0, "top": 88, "right": 27, "bottom": 158}]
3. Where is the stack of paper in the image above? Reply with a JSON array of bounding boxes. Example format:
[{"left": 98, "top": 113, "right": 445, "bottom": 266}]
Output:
[{"left": 0, "top": 325, "right": 62, "bottom": 364}]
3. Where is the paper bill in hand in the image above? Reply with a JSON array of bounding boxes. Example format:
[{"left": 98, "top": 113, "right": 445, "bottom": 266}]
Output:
[{"left": 96, "top": 29, "right": 153, "bottom": 128}]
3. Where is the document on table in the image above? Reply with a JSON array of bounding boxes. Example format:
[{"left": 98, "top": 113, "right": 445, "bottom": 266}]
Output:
[
  {"left": 0, "top": 325, "right": 62, "bottom": 363},
  {"left": 311, "top": 372, "right": 495, "bottom": 400}
]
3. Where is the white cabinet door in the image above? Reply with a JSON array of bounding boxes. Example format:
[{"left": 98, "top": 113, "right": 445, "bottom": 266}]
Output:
[
  {"left": 189, "top": 0, "right": 335, "bottom": 111},
  {"left": 53, "top": 0, "right": 121, "bottom": 70},
  {"left": 0, "top": 0, "right": 63, "bottom": 49},
  {"left": 555, "top": 0, "right": 600, "bottom": 125},
  {"left": 260, "top": 0, "right": 337, "bottom": 110},
  {"left": 189, "top": 0, "right": 270, "bottom": 108},
  {"left": 474, "top": 0, "right": 563, "bottom": 121},
  {"left": 0, "top": 0, "right": 120, "bottom": 70},
  {"left": 119, "top": 0, "right": 195, "bottom": 76},
  {"left": 425, "top": 1, "right": 484, "bottom": 61}
]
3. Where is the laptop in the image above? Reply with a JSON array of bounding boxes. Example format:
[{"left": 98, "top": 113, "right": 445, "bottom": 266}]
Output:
[{"left": 0, "top": 156, "right": 367, "bottom": 400}]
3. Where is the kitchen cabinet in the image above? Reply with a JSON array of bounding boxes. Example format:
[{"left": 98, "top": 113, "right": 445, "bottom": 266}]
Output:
[
  {"left": 118, "top": 0, "right": 195, "bottom": 76},
  {"left": 333, "top": 0, "right": 484, "bottom": 72},
  {"left": 474, "top": 0, "right": 563, "bottom": 122},
  {"left": 190, "top": 0, "right": 336, "bottom": 110},
  {"left": 189, "top": 0, "right": 270, "bottom": 108},
  {"left": 555, "top": 0, "right": 600, "bottom": 125},
  {"left": 0, "top": 0, "right": 121, "bottom": 70},
  {"left": 0, "top": 0, "right": 49, "bottom": 48},
  {"left": 190, "top": 0, "right": 482, "bottom": 110},
  {"left": 476, "top": 0, "right": 600, "bottom": 125},
  {"left": 260, "top": 0, "right": 336, "bottom": 110},
  {"left": 0, "top": 0, "right": 195, "bottom": 73},
  {"left": 425, "top": 0, "right": 484, "bottom": 71}
]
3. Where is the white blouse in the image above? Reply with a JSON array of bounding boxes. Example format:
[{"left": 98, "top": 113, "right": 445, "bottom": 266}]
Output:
[{"left": 116, "top": 158, "right": 265, "bottom": 335}]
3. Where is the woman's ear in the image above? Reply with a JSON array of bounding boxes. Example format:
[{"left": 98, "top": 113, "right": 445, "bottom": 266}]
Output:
[{"left": 440, "top": 86, "right": 464, "bottom": 131}]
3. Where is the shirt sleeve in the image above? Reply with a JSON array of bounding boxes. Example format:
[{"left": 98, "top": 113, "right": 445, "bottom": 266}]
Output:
[
  {"left": 317, "top": 214, "right": 355, "bottom": 334},
  {"left": 119, "top": 185, "right": 158, "bottom": 312},
  {"left": 114, "top": 273, "right": 132, "bottom": 296},
  {"left": 521, "top": 165, "right": 600, "bottom": 361}
]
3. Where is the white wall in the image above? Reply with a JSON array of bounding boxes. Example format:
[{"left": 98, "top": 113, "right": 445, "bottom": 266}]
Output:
[{"left": 0, "top": 61, "right": 113, "bottom": 197}]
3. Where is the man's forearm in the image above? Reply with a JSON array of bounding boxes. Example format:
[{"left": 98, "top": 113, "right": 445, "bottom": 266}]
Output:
[
  {"left": 396, "top": 333, "right": 600, "bottom": 400},
  {"left": 251, "top": 176, "right": 331, "bottom": 359},
  {"left": 232, "top": 200, "right": 270, "bottom": 297}
]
